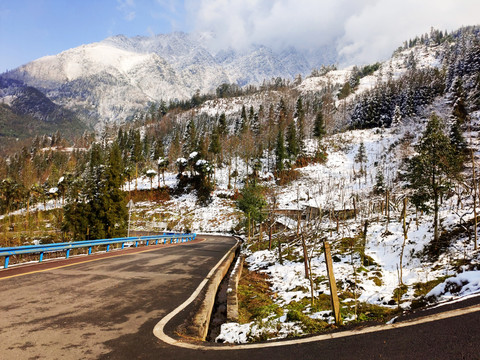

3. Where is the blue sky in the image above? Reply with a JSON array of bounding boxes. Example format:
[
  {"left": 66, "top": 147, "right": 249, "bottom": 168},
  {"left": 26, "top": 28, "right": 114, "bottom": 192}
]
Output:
[
  {"left": 0, "top": 0, "right": 189, "bottom": 71},
  {"left": 1, "top": 0, "right": 480, "bottom": 72}
]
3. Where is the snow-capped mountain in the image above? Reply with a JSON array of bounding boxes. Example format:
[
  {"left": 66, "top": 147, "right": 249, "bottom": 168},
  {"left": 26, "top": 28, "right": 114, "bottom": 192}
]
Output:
[{"left": 0, "top": 32, "right": 335, "bottom": 129}]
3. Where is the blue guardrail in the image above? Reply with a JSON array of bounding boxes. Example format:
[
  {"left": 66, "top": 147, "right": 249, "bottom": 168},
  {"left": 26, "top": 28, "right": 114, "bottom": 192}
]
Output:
[{"left": 0, "top": 233, "right": 196, "bottom": 269}]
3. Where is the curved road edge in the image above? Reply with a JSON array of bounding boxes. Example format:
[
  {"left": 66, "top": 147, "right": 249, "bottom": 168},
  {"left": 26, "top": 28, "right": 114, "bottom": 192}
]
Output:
[
  {"left": 153, "top": 235, "right": 241, "bottom": 343},
  {"left": 153, "top": 243, "right": 480, "bottom": 351}
]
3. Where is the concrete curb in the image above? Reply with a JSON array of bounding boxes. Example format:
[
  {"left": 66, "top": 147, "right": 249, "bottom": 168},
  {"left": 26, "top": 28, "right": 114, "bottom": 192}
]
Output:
[
  {"left": 179, "top": 238, "right": 240, "bottom": 341},
  {"left": 227, "top": 253, "right": 245, "bottom": 322}
]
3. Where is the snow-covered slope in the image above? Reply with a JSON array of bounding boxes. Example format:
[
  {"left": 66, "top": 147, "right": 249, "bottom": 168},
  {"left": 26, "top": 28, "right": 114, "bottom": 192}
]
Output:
[
  {"left": 1, "top": 32, "right": 323, "bottom": 128},
  {"left": 298, "top": 42, "right": 444, "bottom": 99}
]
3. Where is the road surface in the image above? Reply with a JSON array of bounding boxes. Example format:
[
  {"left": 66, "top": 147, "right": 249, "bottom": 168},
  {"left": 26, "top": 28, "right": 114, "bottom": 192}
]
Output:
[{"left": 1, "top": 234, "right": 479, "bottom": 359}]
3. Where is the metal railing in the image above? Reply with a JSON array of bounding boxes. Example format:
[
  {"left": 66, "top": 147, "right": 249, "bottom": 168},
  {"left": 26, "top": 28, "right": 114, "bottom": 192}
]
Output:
[{"left": 0, "top": 233, "right": 196, "bottom": 269}]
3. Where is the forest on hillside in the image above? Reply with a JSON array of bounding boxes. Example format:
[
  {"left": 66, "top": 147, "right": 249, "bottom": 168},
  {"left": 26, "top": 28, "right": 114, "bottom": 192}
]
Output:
[{"left": 0, "top": 26, "right": 479, "bottom": 248}]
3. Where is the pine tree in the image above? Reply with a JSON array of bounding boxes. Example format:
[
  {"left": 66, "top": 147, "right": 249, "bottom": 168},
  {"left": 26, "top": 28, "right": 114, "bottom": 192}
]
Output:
[
  {"left": 236, "top": 180, "right": 267, "bottom": 229},
  {"left": 239, "top": 105, "right": 248, "bottom": 134},
  {"left": 102, "top": 142, "right": 128, "bottom": 238},
  {"left": 208, "top": 128, "right": 221, "bottom": 161},
  {"left": 286, "top": 122, "right": 299, "bottom": 158},
  {"left": 130, "top": 130, "right": 142, "bottom": 164},
  {"left": 183, "top": 118, "right": 198, "bottom": 156},
  {"left": 275, "top": 129, "right": 286, "bottom": 173},
  {"left": 449, "top": 118, "right": 468, "bottom": 174},
  {"left": 313, "top": 111, "right": 326, "bottom": 139},
  {"left": 404, "top": 113, "right": 458, "bottom": 244},
  {"left": 391, "top": 105, "right": 402, "bottom": 128},
  {"left": 452, "top": 95, "right": 469, "bottom": 124},
  {"left": 218, "top": 113, "right": 228, "bottom": 136},
  {"left": 295, "top": 98, "right": 305, "bottom": 153},
  {"left": 355, "top": 142, "right": 367, "bottom": 175},
  {"left": 63, "top": 143, "right": 127, "bottom": 241},
  {"left": 374, "top": 170, "right": 386, "bottom": 195},
  {"left": 153, "top": 140, "right": 165, "bottom": 160},
  {"left": 278, "top": 98, "right": 287, "bottom": 129}
]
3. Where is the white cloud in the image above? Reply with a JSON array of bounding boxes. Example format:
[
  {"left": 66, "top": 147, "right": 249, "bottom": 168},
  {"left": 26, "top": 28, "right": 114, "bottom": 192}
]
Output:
[
  {"left": 185, "top": 0, "right": 480, "bottom": 65},
  {"left": 337, "top": 0, "right": 480, "bottom": 65}
]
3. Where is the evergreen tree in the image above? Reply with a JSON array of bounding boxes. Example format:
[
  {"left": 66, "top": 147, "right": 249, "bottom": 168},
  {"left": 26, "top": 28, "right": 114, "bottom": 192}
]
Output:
[
  {"left": 286, "top": 122, "right": 299, "bottom": 158},
  {"left": 238, "top": 105, "right": 248, "bottom": 134},
  {"left": 277, "top": 98, "right": 287, "bottom": 129},
  {"left": 236, "top": 180, "right": 267, "bottom": 226},
  {"left": 391, "top": 105, "right": 402, "bottom": 128},
  {"left": 452, "top": 95, "right": 469, "bottom": 124},
  {"left": 218, "top": 113, "right": 228, "bottom": 136},
  {"left": 102, "top": 142, "right": 128, "bottom": 238},
  {"left": 275, "top": 129, "right": 286, "bottom": 172},
  {"left": 373, "top": 169, "right": 386, "bottom": 195},
  {"left": 404, "top": 113, "right": 459, "bottom": 244},
  {"left": 62, "top": 177, "right": 89, "bottom": 240},
  {"left": 208, "top": 128, "right": 222, "bottom": 163},
  {"left": 130, "top": 130, "right": 142, "bottom": 164},
  {"left": 197, "top": 136, "right": 208, "bottom": 159},
  {"left": 153, "top": 140, "right": 165, "bottom": 160},
  {"left": 63, "top": 143, "right": 127, "bottom": 241},
  {"left": 251, "top": 112, "right": 260, "bottom": 136},
  {"left": 183, "top": 118, "right": 198, "bottom": 156},
  {"left": 248, "top": 105, "right": 255, "bottom": 124},
  {"left": 449, "top": 118, "right": 468, "bottom": 173},
  {"left": 313, "top": 110, "right": 326, "bottom": 140},
  {"left": 295, "top": 98, "right": 305, "bottom": 153},
  {"left": 355, "top": 142, "right": 367, "bottom": 175}
]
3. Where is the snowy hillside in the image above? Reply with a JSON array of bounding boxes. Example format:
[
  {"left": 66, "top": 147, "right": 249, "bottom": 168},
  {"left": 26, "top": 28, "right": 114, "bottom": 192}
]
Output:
[
  {"left": 0, "top": 32, "right": 329, "bottom": 128},
  {"left": 120, "top": 109, "right": 480, "bottom": 343},
  {"left": 0, "top": 25, "right": 479, "bottom": 345}
]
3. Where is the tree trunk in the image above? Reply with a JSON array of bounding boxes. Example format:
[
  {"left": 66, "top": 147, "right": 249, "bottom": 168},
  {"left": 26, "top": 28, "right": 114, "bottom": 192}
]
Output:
[
  {"left": 296, "top": 212, "right": 300, "bottom": 236},
  {"left": 227, "top": 160, "right": 231, "bottom": 189},
  {"left": 278, "top": 238, "right": 283, "bottom": 264},
  {"left": 361, "top": 220, "right": 368, "bottom": 264},
  {"left": 399, "top": 198, "right": 408, "bottom": 285},
  {"left": 307, "top": 255, "right": 315, "bottom": 307},
  {"left": 434, "top": 189, "right": 439, "bottom": 244},
  {"left": 268, "top": 221, "right": 272, "bottom": 250},
  {"left": 385, "top": 190, "right": 390, "bottom": 232},
  {"left": 472, "top": 149, "right": 478, "bottom": 250},
  {"left": 353, "top": 197, "right": 357, "bottom": 221},
  {"left": 247, "top": 213, "right": 251, "bottom": 243},
  {"left": 301, "top": 234, "right": 309, "bottom": 279},
  {"left": 135, "top": 163, "right": 138, "bottom": 191}
]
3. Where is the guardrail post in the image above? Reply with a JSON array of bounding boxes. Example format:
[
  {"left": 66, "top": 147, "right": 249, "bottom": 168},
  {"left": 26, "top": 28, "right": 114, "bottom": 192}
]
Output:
[
  {"left": 155, "top": 239, "right": 158, "bottom": 245},
  {"left": 88, "top": 247, "right": 92, "bottom": 255},
  {"left": 121, "top": 243, "right": 125, "bottom": 249},
  {"left": 106, "top": 244, "right": 110, "bottom": 252},
  {"left": 66, "top": 249, "right": 70, "bottom": 259},
  {"left": 146, "top": 240, "right": 149, "bottom": 246},
  {"left": 4, "top": 256, "right": 9, "bottom": 269},
  {"left": 39, "top": 252, "right": 44, "bottom": 262},
  {"left": 135, "top": 241, "right": 138, "bottom": 248}
]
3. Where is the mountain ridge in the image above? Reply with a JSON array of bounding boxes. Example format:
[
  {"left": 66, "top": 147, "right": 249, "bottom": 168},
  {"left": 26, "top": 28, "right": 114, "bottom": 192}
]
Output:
[{"left": 0, "top": 32, "right": 336, "bottom": 128}]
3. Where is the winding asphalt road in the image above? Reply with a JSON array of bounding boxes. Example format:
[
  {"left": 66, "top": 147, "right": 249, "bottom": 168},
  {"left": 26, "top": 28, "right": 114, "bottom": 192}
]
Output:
[{"left": 1, "top": 235, "right": 479, "bottom": 359}]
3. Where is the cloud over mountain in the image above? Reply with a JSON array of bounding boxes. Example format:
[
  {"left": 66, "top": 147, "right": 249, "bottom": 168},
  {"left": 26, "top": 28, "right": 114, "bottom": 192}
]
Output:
[{"left": 186, "top": 0, "right": 480, "bottom": 65}]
